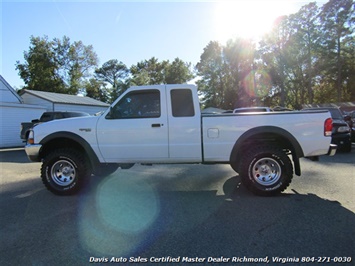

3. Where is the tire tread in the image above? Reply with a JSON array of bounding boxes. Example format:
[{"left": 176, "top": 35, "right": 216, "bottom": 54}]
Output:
[
  {"left": 41, "top": 148, "right": 88, "bottom": 195},
  {"left": 240, "top": 145, "right": 293, "bottom": 196}
]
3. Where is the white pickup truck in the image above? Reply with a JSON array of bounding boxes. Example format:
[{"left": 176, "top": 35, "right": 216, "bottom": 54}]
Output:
[{"left": 25, "top": 84, "right": 337, "bottom": 196}]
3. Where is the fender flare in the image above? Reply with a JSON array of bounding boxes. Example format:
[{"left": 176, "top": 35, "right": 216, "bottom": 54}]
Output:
[
  {"left": 230, "top": 126, "right": 304, "bottom": 176},
  {"left": 39, "top": 131, "right": 101, "bottom": 167}
]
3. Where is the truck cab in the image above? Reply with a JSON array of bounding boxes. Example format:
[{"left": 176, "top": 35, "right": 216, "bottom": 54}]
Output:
[{"left": 97, "top": 84, "right": 202, "bottom": 163}]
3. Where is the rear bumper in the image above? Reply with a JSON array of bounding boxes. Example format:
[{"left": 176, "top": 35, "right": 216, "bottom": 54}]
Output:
[
  {"left": 25, "top": 144, "right": 42, "bottom": 162},
  {"left": 327, "top": 144, "right": 337, "bottom": 156}
]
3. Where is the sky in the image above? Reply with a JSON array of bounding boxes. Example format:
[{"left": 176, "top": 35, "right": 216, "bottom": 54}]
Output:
[{"left": 1, "top": 0, "right": 329, "bottom": 90}]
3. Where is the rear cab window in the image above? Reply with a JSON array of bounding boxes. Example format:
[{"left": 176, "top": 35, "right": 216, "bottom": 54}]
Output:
[{"left": 170, "top": 89, "right": 195, "bottom": 117}]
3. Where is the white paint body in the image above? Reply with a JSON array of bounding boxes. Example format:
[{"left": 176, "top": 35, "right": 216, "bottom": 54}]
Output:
[{"left": 32, "top": 85, "right": 332, "bottom": 164}]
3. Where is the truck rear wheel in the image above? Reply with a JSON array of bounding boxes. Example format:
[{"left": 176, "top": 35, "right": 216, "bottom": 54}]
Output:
[
  {"left": 41, "top": 148, "right": 88, "bottom": 195},
  {"left": 240, "top": 145, "right": 293, "bottom": 196}
]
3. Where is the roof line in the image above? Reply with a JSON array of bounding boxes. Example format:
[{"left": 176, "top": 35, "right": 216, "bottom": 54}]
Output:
[
  {"left": 22, "top": 89, "right": 109, "bottom": 107},
  {"left": 0, "top": 75, "right": 23, "bottom": 103},
  {"left": 22, "top": 89, "right": 52, "bottom": 102}
]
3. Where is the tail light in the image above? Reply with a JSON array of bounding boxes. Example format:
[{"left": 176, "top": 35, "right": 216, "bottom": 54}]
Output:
[{"left": 324, "top": 118, "right": 333, "bottom": 136}]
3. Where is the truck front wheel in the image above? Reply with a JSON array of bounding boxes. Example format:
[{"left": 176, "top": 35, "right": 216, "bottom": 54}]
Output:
[
  {"left": 41, "top": 148, "right": 89, "bottom": 195},
  {"left": 240, "top": 146, "right": 293, "bottom": 196}
]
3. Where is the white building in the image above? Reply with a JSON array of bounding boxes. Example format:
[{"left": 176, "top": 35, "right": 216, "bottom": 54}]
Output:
[
  {"left": 0, "top": 75, "right": 109, "bottom": 148},
  {"left": 20, "top": 89, "right": 109, "bottom": 115},
  {"left": 0, "top": 76, "right": 46, "bottom": 148}
]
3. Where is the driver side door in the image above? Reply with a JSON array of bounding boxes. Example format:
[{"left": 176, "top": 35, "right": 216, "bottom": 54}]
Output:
[{"left": 96, "top": 88, "right": 169, "bottom": 162}]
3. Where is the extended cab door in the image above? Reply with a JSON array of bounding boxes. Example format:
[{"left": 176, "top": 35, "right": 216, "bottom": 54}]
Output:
[
  {"left": 96, "top": 87, "right": 168, "bottom": 162},
  {"left": 166, "top": 85, "right": 202, "bottom": 162}
]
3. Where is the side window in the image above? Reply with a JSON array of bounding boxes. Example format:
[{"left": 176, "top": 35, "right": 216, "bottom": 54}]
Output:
[
  {"left": 41, "top": 113, "right": 53, "bottom": 122},
  {"left": 54, "top": 113, "right": 64, "bottom": 119},
  {"left": 106, "top": 90, "right": 160, "bottom": 119},
  {"left": 171, "top": 89, "right": 195, "bottom": 117}
]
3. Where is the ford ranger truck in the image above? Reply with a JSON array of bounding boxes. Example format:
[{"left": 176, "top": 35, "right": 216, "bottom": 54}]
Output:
[{"left": 25, "top": 84, "right": 337, "bottom": 196}]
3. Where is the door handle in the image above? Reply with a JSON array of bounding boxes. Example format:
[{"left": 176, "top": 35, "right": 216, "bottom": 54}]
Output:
[{"left": 151, "top": 123, "right": 162, "bottom": 127}]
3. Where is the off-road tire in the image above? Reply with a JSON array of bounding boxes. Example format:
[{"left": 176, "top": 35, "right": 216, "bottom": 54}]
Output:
[
  {"left": 41, "top": 148, "right": 89, "bottom": 195},
  {"left": 240, "top": 145, "right": 293, "bottom": 196}
]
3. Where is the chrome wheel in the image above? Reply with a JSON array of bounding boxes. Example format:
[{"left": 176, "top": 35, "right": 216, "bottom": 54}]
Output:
[
  {"left": 50, "top": 160, "right": 76, "bottom": 187},
  {"left": 241, "top": 145, "right": 293, "bottom": 196},
  {"left": 252, "top": 157, "right": 281, "bottom": 186}
]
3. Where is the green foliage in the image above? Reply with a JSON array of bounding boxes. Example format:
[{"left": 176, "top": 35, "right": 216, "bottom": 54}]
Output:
[
  {"left": 287, "top": 2, "right": 321, "bottom": 106},
  {"left": 109, "top": 80, "right": 131, "bottom": 103},
  {"left": 196, "top": 0, "right": 354, "bottom": 110},
  {"left": 94, "top": 59, "right": 129, "bottom": 102},
  {"left": 79, "top": 56, "right": 194, "bottom": 103},
  {"left": 130, "top": 57, "right": 167, "bottom": 86},
  {"left": 130, "top": 57, "right": 194, "bottom": 86},
  {"left": 16, "top": 35, "right": 98, "bottom": 95},
  {"left": 196, "top": 39, "right": 257, "bottom": 109},
  {"left": 16, "top": 36, "right": 65, "bottom": 93},
  {"left": 165, "top": 58, "right": 194, "bottom": 84},
  {"left": 15, "top": 0, "right": 353, "bottom": 107},
  {"left": 196, "top": 41, "right": 226, "bottom": 108},
  {"left": 84, "top": 78, "right": 109, "bottom": 103},
  {"left": 318, "top": 0, "right": 354, "bottom": 102}
]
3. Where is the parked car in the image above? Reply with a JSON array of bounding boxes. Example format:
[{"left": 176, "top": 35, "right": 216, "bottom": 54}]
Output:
[
  {"left": 351, "top": 111, "right": 355, "bottom": 124},
  {"left": 20, "top": 111, "right": 90, "bottom": 141},
  {"left": 344, "top": 111, "right": 355, "bottom": 142},
  {"left": 303, "top": 107, "right": 352, "bottom": 152}
]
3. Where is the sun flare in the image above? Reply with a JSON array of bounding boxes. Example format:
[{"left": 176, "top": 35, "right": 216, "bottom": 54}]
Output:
[{"left": 212, "top": 1, "right": 295, "bottom": 43}]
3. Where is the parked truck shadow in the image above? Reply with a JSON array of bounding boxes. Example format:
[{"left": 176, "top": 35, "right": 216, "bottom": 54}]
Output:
[
  {"left": 73, "top": 172, "right": 355, "bottom": 261},
  {"left": 1, "top": 171, "right": 354, "bottom": 266},
  {"left": 1, "top": 158, "right": 355, "bottom": 265}
]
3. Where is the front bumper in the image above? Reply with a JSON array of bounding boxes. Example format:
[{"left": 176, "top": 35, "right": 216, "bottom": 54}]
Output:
[
  {"left": 25, "top": 144, "right": 42, "bottom": 162},
  {"left": 327, "top": 144, "right": 337, "bottom": 156}
]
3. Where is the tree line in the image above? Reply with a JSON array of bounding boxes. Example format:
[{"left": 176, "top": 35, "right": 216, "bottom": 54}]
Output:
[
  {"left": 16, "top": 0, "right": 354, "bottom": 109},
  {"left": 15, "top": 35, "right": 193, "bottom": 104}
]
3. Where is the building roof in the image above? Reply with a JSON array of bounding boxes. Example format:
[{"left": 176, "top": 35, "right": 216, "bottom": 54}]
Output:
[
  {"left": 0, "top": 75, "right": 23, "bottom": 103},
  {"left": 22, "top": 89, "right": 109, "bottom": 107}
]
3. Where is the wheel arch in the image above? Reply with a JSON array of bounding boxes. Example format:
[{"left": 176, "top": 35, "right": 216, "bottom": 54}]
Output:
[
  {"left": 39, "top": 132, "right": 100, "bottom": 171},
  {"left": 230, "top": 126, "right": 304, "bottom": 176}
]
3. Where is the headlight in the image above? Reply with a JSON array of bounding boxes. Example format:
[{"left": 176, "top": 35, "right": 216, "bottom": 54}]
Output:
[{"left": 337, "top": 126, "right": 350, "bottom": 133}]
